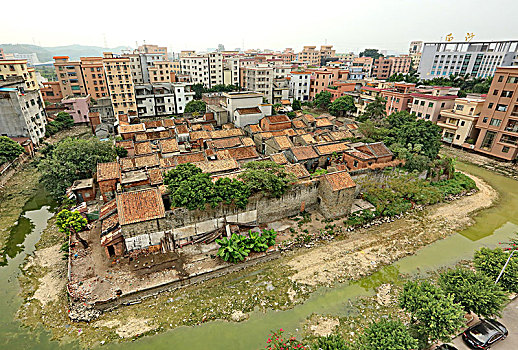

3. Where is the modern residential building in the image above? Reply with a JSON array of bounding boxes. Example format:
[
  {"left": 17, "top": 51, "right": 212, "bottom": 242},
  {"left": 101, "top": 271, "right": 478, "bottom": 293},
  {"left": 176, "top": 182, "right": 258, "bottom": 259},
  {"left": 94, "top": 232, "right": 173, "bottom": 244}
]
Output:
[
  {"left": 41, "top": 81, "right": 63, "bottom": 104},
  {"left": 135, "top": 82, "right": 194, "bottom": 117},
  {"left": 242, "top": 65, "right": 274, "bottom": 103},
  {"left": 409, "top": 41, "right": 423, "bottom": 70},
  {"left": 103, "top": 52, "right": 136, "bottom": 116},
  {"left": 309, "top": 70, "right": 333, "bottom": 99},
  {"left": 418, "top": 40, "right": 518, "bottom": 80},
  {"left": 207, "top": 91, "right": 271, "bottom": 127},
  {"left": 389, "top": 56, "right": 412, "bottom": 76},
  {"left": 281, "top": 48, "right": 297, "bottom": 64},
  {"left": 410, "top": 87, "right": 458, "bottom": 122},
  {"left": 299, "top": 46, "right": 320, "bottom": 66},
  {"left": 289, "top": 71, "right": 311, "bottom": 101},
  {"left": 180, "top": 52, "right": 223, "bottom": 88},
  {"left": 473, "top": 67, "right": 518, "bottom": 160},
  {"left": 80, "top": 57, "right": 109, "bottom": 99},
  {"left": 0, "top": 77, "right": 46, "bottom": 144},
  {"left": 53, "top": 56, "right": 87, "bottom": 97},
  {"left": 62, "top": 95, "right": 91, "bottom": 124},
  {"left": 352, "top": 57, "right": 373, "bottom": 77},
  {"left": 372, "top": 57, "right": 392, "bottom": 80},
  {"left": 319, "top": 45, "right": 336, "bottom": 64},
  {"left": 436, "top": 97, "right": 485, "bottom": 146},
  {"left": 137, "top": 44, "right": 169, "bottom": 59},
  {"left": 0, "top": 59, "right": 39, "bottom": 91}
]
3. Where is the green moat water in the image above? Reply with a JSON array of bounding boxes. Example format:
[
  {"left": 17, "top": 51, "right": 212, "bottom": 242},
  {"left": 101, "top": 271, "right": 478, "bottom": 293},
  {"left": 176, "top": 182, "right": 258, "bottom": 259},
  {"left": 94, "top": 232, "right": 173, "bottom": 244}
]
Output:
[{"left": 1, "top": 163, "right": 517, "bottom": 349}]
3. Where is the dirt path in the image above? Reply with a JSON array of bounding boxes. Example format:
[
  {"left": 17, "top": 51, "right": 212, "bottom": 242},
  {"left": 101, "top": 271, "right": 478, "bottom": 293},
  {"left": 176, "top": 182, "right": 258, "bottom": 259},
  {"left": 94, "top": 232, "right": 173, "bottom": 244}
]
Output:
[{"left": 288, "top": 173, "right": 497, "bottom": 286}]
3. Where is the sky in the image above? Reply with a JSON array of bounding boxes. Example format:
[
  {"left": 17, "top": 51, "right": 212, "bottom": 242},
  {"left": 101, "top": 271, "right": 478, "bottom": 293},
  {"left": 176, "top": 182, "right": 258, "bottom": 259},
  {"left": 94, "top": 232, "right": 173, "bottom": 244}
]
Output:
[{"left": 2, "top": 0, "right": 518, "bottom": 54}]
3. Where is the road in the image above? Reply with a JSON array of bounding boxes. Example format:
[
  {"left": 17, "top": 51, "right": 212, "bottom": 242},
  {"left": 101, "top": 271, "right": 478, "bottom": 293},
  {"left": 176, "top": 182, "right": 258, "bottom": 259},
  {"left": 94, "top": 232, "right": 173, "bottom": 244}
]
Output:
[{"left": 451, "top": 297, "right": 518, "bottom": 349}]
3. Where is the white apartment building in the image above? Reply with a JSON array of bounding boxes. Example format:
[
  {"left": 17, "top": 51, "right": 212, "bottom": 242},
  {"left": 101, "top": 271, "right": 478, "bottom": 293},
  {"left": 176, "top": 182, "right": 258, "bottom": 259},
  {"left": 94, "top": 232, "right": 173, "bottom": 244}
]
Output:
[
  {"left": 135, "top": 82, "right": 195, "bottom": 117},
  {"left": 288, "top": 71, "right": 311, "bottom": 101},
  {"left": 242, "top": 65, "right": 273, "bottom": 103},
  {"left": 123, "top": 52, "right": 168, "bottom": 84},
  {"left": 0, "top": 77, "right": 47, "bottom": 144},
  {"left": 180, "top": 52, "right": 223, "bottom": 88},
  {"left": 223, "top": 57, "right": 241, "bottom": 86},
  {"left": 418, "top": 40, "right": 518, "bottom": 80}
]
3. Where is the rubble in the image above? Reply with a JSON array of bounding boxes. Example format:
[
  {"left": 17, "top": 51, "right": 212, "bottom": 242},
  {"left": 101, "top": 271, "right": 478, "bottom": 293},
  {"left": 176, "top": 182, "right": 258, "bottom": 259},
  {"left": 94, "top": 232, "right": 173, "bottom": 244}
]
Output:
[{"left": 68, "top": 303, "right": 101, "bottom": 322}]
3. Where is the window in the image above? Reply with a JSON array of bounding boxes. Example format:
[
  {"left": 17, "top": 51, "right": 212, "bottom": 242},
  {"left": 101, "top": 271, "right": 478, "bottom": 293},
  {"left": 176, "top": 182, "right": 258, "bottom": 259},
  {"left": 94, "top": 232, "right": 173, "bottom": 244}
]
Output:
[
  {"left": 428, "top": 102, "right": 433, "bottom": 108},
  {"left": 498, "top": 75, "right": 504, "bottom": 82},
  {"left": 414, "top": 100, "right": 418, "bottom": 105},
  {"left": 456, "top": 135, "right": 460, "bottom": 140},
  {"left": 501, "top": 90, "right": 513, "bottom": 98},
  {"left": 502, "top": 146, "right": 510, "bottom": 153},
  {"left": 507, "top": 76, "right": 518, "bottom": 84},
  {"left": 493, "top": 89, "right": 499, "bottom": 96},
  {"left": 496, "top": 104, "right": 508, "bottom": 112},
  {"left": 420, "top": 101, "right": 425, "bottom": 106},
  {"left": 353, "top": 160, "right": 358, "bottom": 168},
  {"left": 455, "top": 104, "right": 464, "bottom": 111},
  {"left": 488, "top": 103, "right": 494, "bottom": 109},
  {"left": 425, "top": 114, "right": 430, "bottom": 119},
  {"left": 490, "top": 118, "right": 502, "bottom": 127},
  {"left": 460, "top": 121, "right": 465, "bottom": 126},
  {"left": 441, "top": 102, "right": 445, "bottom": 108},
  {"left": 480, "top": 131, "right": 496, "bottom": 150},
  {"left": 500, "top": 134, "right": 518, "bottom": 145}
]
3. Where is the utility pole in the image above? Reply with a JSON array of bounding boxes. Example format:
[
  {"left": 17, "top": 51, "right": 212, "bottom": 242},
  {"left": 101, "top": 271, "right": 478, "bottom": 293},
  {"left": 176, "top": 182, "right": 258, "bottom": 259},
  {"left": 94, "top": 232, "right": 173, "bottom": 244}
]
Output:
[{"left": 495, "top": 249, "right": 516, "bottom": 284}]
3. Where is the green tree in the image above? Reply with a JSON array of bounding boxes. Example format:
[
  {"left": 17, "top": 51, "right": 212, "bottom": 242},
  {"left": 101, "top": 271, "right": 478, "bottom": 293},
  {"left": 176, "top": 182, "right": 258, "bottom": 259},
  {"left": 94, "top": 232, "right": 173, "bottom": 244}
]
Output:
[
  {"left": 164, "top": 163, "right": 202, "bottom": 194},
  {"left": 114, "top": 145, "right": 128, "bottom": 158},
  {"left": 192, "top": 83, "right": 206, "bottom": 99},
  {"left": 292, "top": 99, "right": 302, "bottom": 111},
  {"left": 56, "top": 209, "right": 89, "bottom": 248},
  {"left": 212, "top": 177, "right": 251, "bottom": 209},
  {"left": 358, "top": 96, "right": 387, "bottom": 123},
  {"left": 329, "top": 95, "right": 357, "bottom": 117},
  {"left": 359, "top": 49, "right": 383, "bottom": 59},
  {"left": 39, "top": 138, "right": 117, "bottom": 199},
  {"left": 0, "top": 136, "right": 25, "bottom": 164},
  {"left": 399, "top": 280, "right": 464, "bottom": 346},
  {"left": 45, "top": 111, "right": 75, "bottom": 137},
  {"left": 170, "top": 172, "right": 214, "bottom": 210},
  {"left": 439, "top": 267, "right": 508, "bottom": 318},
  {"left": 359, "top": 319, "right": 418, "bottom": 350},
  {"left": 185, "top": 100, "right": 207, "bottom": 114},
  {"left": 240, "top": 161, "right": 296, "bottom": 198},
  {"left": 314, "top": 91, "right": 332, "bottom": 110},
  {"left": 311, "top": 334, "right": 349, "bottom": 350},
  {"left": 474, "top": 247, "right": 518, "bottom": 293}
]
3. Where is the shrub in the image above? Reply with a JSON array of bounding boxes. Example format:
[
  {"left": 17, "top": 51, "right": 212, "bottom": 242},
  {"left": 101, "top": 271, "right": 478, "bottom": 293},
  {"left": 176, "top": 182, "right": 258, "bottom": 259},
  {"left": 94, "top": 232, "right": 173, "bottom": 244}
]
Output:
[
  {"left": 359, "top": 319, "right": 418, "bottom": 350},
  {"left": 265, "top": 329, "right": 306, "bottom": 350},
  {"left": 311, "top": 334, "right": 349, "bottom": 350},
  {"left": 240, "top": 161, "right": 296, "bottom": 198},
  {"left": 216, "top": 229, "right": 277, "bottom": 263},
  {"left": 474, "top": 247, "right": 518, "bottom": 293}
]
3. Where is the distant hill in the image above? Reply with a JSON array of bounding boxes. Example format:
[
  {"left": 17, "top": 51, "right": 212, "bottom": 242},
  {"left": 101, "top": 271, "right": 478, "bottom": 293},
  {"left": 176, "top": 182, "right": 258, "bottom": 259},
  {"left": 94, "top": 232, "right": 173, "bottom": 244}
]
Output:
[{"left": 0, "top": 44, "right": 132, "bottom": 62}]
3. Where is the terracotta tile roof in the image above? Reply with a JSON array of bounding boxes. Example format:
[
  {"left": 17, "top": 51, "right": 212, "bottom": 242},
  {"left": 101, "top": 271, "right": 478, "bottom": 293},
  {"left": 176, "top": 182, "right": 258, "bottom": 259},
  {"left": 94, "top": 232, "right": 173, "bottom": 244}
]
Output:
[
  {"left": 290, "top": 145, "right": 318, "bottom": 160},
  {"left": 299, "top": 134, "right": 317, "bottom": 144},
  {"left": 97, "top": 162, "right": 120, "bottom": 181},
  {"left": 347, "top": 150, "right": 374, "bottom": 160},
  {"left": 315, "top": 118, "right": 333, "bottom": 127},
  {"left": 346, "top": 123, "right": 359, "bottom": 130},
  {"left": 285, "top": 163, "right": 310, "bottom": 179},
  {"left": 101, "top": 213, "right": 119, "bottom": 234},
  {"left": 273, "top": 136, "right": 293, "bottom": 150},
  {"left": 147, "top": 168, "right": 164, "bottom": 185},
  {"left": 292, "top": 120, "right": 306, "bottom": 129},
  {"left": 248, "top": 124, "right": 263, "bottom": 133},
  {"left": 314, "top": 142, "right": 349, "bottom": 155},
  {"left": 115, "top": 140, "right": 134, "bottom": 150},
  {"left": 193, "top": 159, "right": 240, "bottom": 174},
  {"left": 264, "top": 115, "right": 290, "bottom": 124},
  {"left": 190, "top": 130, "right": 211, "bottom": 141},
  {"left": 160, "top": 138, "right": 180, "bottom": 154},
  {"left": 118, "top": 123, "right": 145, "bottom": 134},
  {"left": 163, "top": 119, "right": 176, "bottom": 127},
  {"left": 116, "top": 188, "right": 165, "bottom": 225},
  {"left": 134, "top": 141, "right": 153, "bottom": 155},
  {"left": 190, "top": 124, "right": 203, "bottom": 131},
  {"left": 303, "top": 114, "right": 316, "bottom": 122},
  {"left": 241, "top": 137, "right": 255, "bottom": 147},
  {"left": 176, "top": 124, "right": 189, "bottom": 134},
  {"left": 99, "top": 199, "right": 117, "bottom": 219},
  {"left": 176, "top": 152, "right": 206, "bottom": 164},
  {"left": 202, "top": 124, "right": 215, "bottom": 131},
  {"left": 120, "top": 157, "right": 136, "bottom": 171},
  {"left": 159, "top": 157, "right": 176, "bottom": 169},
  {"left": 281, "top": 99, "right": 291, "bottom": 105},
  {"left": 356, "top": 142, "right": 393, "bottom": 158},
  {"left": 269, "top": 153, "right": 289, "bottom": 165},
  {"left": 323, "top": 171, "right": 356, "bottom": 191},
  {"left": 210, "top": 128, "right": 244, "bottom": 139},
  {"left": 134, "top": 132, "right": 148, "bottom": 141},
  {"left": 144, "top": 120, "right": 164, "bottom": 128},
  {"left": 236, "top": 107, "right": 262, "bottom": 115},
  {"left": 146, "top": 129, "right": 172, "bottom": 140},
  {"left": 134, "top": 154, "right": 160, "bottom": 168},
  {"left": 216, "top": 146, "right": 259, "bottom": 161},
  {"left": 328, "top": 130, "right": 353, "bottom": 141},
  {"left": 208, "top": 137, "right": 242, "bottom": 149}
]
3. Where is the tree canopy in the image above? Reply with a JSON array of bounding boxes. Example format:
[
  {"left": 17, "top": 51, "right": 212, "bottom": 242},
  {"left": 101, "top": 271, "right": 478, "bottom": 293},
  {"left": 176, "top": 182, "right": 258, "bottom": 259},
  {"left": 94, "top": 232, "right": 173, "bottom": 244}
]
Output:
[
  {"left": 292, "top": 99, "right": 302, "bottom": 111},
  {"left": 240, "top": 161, "right": 296, "bottom": 198},
  {"left": 329, "top": 95, "right": 357, "bottom": 117},
  {"left": 56, "top": 209, "right": 89, "bottom": 247},
  {"left": 313, "top": 91, "right": 332, "bottom": 110},
  {"left": 191, "top": 83, "right": 240, "bottom": 100},
  {"left": 439, "top": 267, "right": 507, "bottom": 318},
  {"left": 45, "top": 111, "right": 74, "bottom": 137},
  {"left": 358, "top": 96, "right": 387, "bottom": 123},
  {"left": 399, "top": 280, "right": 464, "bottom": 345},
  {"left": 0, "top": 136, "right": 24, "bottom": 165},
  {"left": 359, "top": 49, "right": 383, "bottom": 59},
  {"left": 185, "top": 100, "right": 207, "bottom": 114},
  {"left": 39, "top": 137, "right": 117, "bottom": 199},
  {"left": 359, "top": 319, "right": 418, "bottom": 350},
  {"left": 474, "top": 247, "right": 518, "bottom": 293}
]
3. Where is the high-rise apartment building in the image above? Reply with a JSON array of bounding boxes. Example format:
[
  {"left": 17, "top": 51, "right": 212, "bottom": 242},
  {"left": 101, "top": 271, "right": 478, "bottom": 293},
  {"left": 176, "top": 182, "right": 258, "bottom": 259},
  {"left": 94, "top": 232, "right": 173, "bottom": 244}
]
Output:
[
  {"left": 103, "top": 53, "right": 136, "bottom": 116},
  {"left": 53, "top": 56, "right": 87, "bottom": 97},
  {"left": 388, "top": 56, "right": 412, "bottom": 76},
  {"left": 135, "top": 82, "right": 194, "bottom": 117},
  {"left": 352, "top": 57, "right": 373, "bottom": 77},
  {"left": 242, "top": 65, "right": 274, "bottom": 103},
  {"left": 409, "top": 41, "right": 423, "bottom": 70},
  {"left": 372, "top": 57, "right": 392, "bottom": 80},
  {"left": 137, "top": 44, "right": 168, "bottom": 60},
  {"left": 0, "top": 77, "right": 47, "bottom": 144},
  {"left": 0, "top": 59, "right": 39, "bottom": 91},
  {"left": 180, "top": 52, "right": 223, "bottom": 88},
  {"left": 473, "top": 67, "right": 518, "bottom": 161},
  {"left": 299, "top": 46, "right": 320, "bottom": 66},
  {"left": 80, "top": 57, "right": 109, "bottom": 99},
  {"left": 418, "top": 40, "right": 518, "bottom": 80}
]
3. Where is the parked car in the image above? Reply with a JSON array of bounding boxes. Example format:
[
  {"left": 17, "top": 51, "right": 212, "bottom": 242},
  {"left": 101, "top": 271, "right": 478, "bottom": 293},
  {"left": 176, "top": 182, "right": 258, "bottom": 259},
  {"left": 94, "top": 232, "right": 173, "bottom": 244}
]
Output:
[
  {"left": 436, "top": 344, "right": 458, "bottom": 350},
  {"left": 462, "top": 319, "right": 508, "bottom": 349}
]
